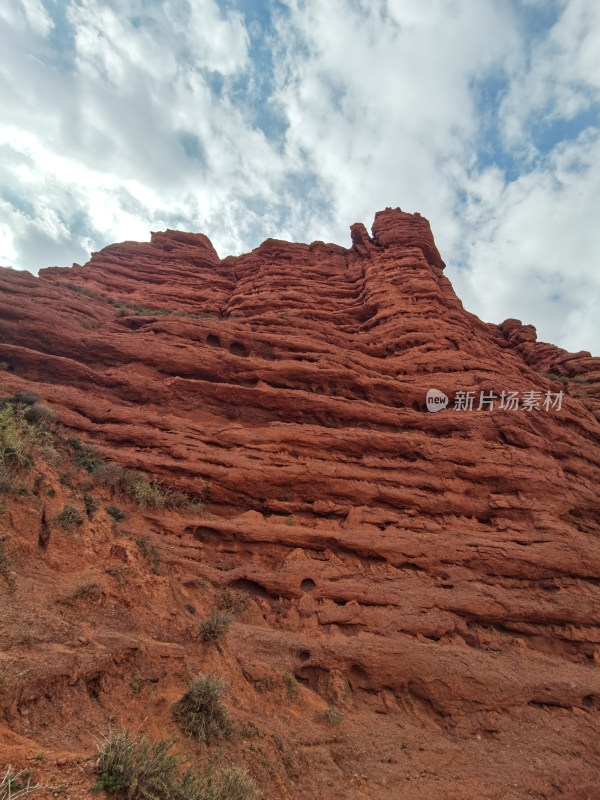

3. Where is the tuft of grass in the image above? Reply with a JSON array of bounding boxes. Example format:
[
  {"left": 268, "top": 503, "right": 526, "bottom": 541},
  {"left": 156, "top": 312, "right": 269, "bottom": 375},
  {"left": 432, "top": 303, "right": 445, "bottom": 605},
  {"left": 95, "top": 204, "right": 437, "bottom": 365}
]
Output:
[
  {"left": 66, "top": 438, "right": 103, "bottom": 473},
  {"left": 0, "top": 403, "right": 41, "bottom": 473},
  {"left": 52, "top": 280, "right": 109, "bottom": 303},
  {"left": 283, "top": 672, "right": 299, "bottom": 702},
  {"left": 61, "top": 581, "right": 101, "bottom": 605},
  {"left": 0, "top": 536, "right": 13, "bottom": 583},
  {"left": 202, "top": 767, "right": 260, "bottom": 800},
  {"left": 215, "top": 587, "right": 250, "bottom": 615},
  {"left": 53, "top": 503, "right": 84, "bottom": 531},
  {"left": 172, "top": 674, "right": 233, "bottom": 744},
  {"left": 136, "top": 535, "right": 160, "bottom": 574},
  {"left": 130, "top": 479, "right": 168, "bottom": 509},
  {"left": 198, "top": 610, "right": 234, "bottom": 644},
  {"left": 106, "top": 505, "right": 126, "bottom": 522},
  {"left": 129, "top": 477, "right": 207, "bottom": 514},
  {"left": 320, "top": 707, "right": 344, "bottom": 728},
  {"left": 285, "top": 516, "right": 295, "bottom": 526},
  {"left": 93, "top": 729, "right": 258, "bottom": 800},
  {"left": 0, "top": 765, "right": 46, "bottom": 799},
  {"left": 93, "top": 730, "right": 182, "bottom": 799}
]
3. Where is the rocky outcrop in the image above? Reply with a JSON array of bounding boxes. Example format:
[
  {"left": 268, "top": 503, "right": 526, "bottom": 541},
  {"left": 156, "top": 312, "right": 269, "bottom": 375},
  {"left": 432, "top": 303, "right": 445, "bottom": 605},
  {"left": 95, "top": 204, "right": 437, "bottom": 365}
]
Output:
[{"left": 1, "top": 207, "right": 599, "bottom": 798}]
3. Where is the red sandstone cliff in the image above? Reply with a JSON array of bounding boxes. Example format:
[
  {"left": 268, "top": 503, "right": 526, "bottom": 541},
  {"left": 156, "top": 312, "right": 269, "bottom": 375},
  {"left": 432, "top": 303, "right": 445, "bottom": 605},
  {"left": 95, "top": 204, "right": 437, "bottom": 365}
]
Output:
[{"left": 0, "top": 208, "right": 599, "bottom": 799}]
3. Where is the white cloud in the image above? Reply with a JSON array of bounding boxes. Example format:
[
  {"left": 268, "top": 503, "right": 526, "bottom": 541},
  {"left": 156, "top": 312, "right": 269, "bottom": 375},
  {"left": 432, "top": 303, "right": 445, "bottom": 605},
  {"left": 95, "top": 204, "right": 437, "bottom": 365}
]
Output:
[
  {"left": 0, "top": 0, "right": 599, "bottom": 354},
  {"left": 453, "top": 127, "right": 600, "bottom": 352},
  {"left": 0, "top": 0, "right": 54, "bottom": 36},
  {"left": 499, "top": 0, "right": 600, "bottom": 151}
]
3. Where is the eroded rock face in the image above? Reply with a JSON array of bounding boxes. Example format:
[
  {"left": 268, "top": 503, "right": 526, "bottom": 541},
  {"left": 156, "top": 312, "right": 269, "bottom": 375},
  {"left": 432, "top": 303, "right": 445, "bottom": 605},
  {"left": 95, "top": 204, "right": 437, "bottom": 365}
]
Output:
[{"left": 1, "top": 207, "right": 600, "bottom": 798}]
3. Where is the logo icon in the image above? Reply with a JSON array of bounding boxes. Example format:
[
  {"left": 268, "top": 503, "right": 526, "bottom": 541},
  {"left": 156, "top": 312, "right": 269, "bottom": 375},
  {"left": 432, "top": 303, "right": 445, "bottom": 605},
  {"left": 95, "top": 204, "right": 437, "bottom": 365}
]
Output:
[{"left": 426, "top": 389, "right": 448, "bottom": 413}]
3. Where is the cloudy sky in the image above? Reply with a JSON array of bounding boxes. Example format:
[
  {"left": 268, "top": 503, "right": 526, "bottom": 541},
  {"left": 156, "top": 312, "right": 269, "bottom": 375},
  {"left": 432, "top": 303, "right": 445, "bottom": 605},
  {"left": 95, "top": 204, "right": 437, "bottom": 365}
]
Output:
[{"left": 1, "top": 0, "right": 599, "bottom": 354}]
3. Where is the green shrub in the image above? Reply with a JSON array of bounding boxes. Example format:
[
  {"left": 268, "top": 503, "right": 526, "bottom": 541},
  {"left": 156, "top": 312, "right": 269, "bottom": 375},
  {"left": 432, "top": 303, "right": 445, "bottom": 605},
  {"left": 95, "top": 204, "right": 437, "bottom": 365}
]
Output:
[
  {"left": 129, "top": 478, "right": 206, "bottom": 513},
  {"left": 84, "top": 494, "right": 100, "bottom": 519},
  {"left": 320, "top": 707, "right": 344, "bottom": 727},
  {"left": 106, "top": 505, "right": 126, "bottom": 522},
  {"left": 131, "top": 479, "right": 168, "bottom": 509},
  {"left": 199, "top": 610, "right": 234, "bottom": 644},
  {"left": 53, "top": 503, "right": 84, "bottom": 531},
  {"left": 172, "top": 674, "right": 233, "bottom": 743},
  {"left": 67, "top": 438, "right": 103, "bottom": 473},
  {"left": 285, "top": 516, "right": 295, "bottom": 526}
]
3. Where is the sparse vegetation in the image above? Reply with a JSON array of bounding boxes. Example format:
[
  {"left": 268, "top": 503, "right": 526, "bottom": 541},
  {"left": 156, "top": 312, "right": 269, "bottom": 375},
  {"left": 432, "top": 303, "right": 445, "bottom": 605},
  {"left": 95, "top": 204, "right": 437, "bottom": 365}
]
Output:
[
  {"left": 130, "top": 478, "right": 208, "bottom": 513},
  {"left": 0, "top": 403, "right": 39, "bottom": 473},
  {"left": 66, "top": 437, "right": 103, "bottom": 473},
  {"left": 114, "top": 301, "right": 171, "bottom": 317},
  {"left": 320, "top": 707, "right": 344, "bottom": 727},
  {"left": 198, "top": 610, "right": 234, "bottom": 644},
  {"left": 136, "top": 535, "right": 160, "bottom": 574},
  {"left": 537, "top": 372, "right": 588, "bottom": 384},
  {"left": 285, "top": 516, "right": 295, "bottom": 526},
  {"left": 0, "top": 765, "right": 46, "bottom": 799},
  {"left": 84, "top": 494, "right": 100, "bottom": 519},
  {"left": 9, "top": 391, "right": 40, "bottom": 405},
  {"left": 93, "top": 729, "right": 258, "bottom": 800},
  {"left": 130, "top": 479, "right": 168, "bottom": 509},
  {"left": 0, "top": 536, "right": 13, "bottom": 583},
  {"left": 52, "top": 280, "right": 109, "bottom": 303},
  {"left": 106, "top": 505, "right": 126, "bottom": 522},
  {"left": 172, "top": 674, "right": 233, "bottom": 743},
  {"left": 215, "top": 587, "right": 250, "bottom": 614},
  {"left": 202, "top": 768, "right": 260, "bottom": 800},
  {"left": 93, "top": 730, "right": 188, "bottom": 799},
  {"left": 23, "top": 404, "right": 55, "bottom": 426},
  {"left": 61, "top": 581, "right": 101, "bottom": 604},
  {"left": 283, "top": 672, "right": 299, "bottom": 702},
  {"left": 53, "top": 503, "right": 84, "bottom": 531}
]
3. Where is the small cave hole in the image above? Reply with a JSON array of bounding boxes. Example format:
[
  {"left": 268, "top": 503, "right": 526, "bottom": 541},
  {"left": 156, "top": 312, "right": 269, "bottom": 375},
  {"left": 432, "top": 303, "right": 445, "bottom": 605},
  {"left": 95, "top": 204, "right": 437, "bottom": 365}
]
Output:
[
  {"left": 300, "top": 578, "right": 316, "bottom": 593},
  {"left": 229, "top": 578, "right": 271, "bottom": 599},
  {"left": 229, "top": 341, "right": 247, "bottom": 357},
  {"left": 207, "top": 333, "right": 221, "bottom": 347},
  {"left": 299, "top": 651, "right": 311, "bottom": 662}
]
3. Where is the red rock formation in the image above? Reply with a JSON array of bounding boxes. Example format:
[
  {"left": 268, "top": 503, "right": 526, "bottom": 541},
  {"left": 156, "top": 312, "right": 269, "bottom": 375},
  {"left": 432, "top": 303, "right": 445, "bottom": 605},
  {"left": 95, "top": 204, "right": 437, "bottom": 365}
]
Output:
[{"left": 1, "top": 207, "right": 599, "bottom": 798}]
